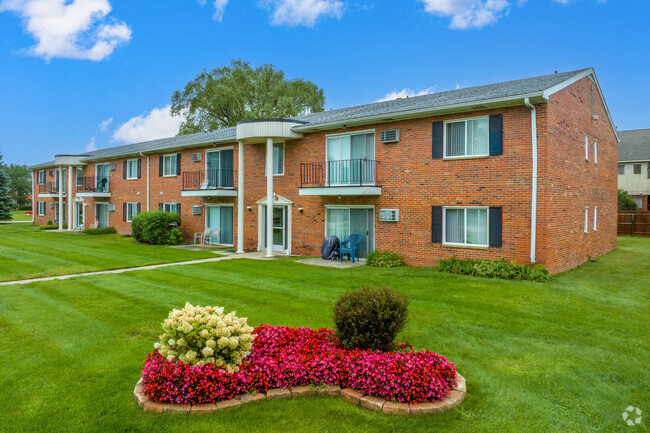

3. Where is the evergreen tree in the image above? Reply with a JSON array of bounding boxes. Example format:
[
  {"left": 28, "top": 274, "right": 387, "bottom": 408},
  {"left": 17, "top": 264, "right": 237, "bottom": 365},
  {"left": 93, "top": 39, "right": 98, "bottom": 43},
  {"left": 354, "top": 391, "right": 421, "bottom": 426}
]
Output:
[{"left": 0, "top": 154, "right": 14, "bottom": 221}]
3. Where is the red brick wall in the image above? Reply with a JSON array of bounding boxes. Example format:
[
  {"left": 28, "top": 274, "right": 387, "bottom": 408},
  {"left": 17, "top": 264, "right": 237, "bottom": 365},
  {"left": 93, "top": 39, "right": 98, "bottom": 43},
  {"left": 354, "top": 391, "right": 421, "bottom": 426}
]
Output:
[
  {"left": 542, "top": 76, "right": 618, "bottom": 273},
  {"left": 31, "top": 77, "right": 617, "bottom": 274}
]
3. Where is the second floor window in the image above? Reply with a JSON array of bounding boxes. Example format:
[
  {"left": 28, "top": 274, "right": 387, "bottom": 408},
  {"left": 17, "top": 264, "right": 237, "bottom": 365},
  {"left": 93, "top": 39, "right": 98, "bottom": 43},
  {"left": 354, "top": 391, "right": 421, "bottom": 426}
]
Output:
[
  {"left": 37, "top": 170, "right": 46, "bottom": 184},
  {"left": 76, "top": 167, "right": 83, "bottom": 187},
  {"left": 273, "top": 143, "right": 284, "bottom": 175},
  {"left": 126, "top": 159, "right": 139, "bottom": 180},
  {"left": 163, "top": 154, "right": 178, "bottom": 176},
  {"left": 634, "top": 164, "right": 641, "bottom": 174},
  {"left": 445, "top": 117, "right": 489, "bottom": 158},
  {"left": 618, "top": 165, "right": 625, "bottom": 175}
]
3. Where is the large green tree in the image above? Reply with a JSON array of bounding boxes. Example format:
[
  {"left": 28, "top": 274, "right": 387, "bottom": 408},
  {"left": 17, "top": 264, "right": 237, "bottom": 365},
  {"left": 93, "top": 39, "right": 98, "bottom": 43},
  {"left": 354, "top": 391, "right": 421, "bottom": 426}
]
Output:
[
  {"left": 5, "top": 163, "right": 31, "bottom": 208},
  {"left": 0, "top": 154, "right": 14, "bottom": 221},
  {"left": 171, "top": 59, "right": 325, "bottom": 134}
]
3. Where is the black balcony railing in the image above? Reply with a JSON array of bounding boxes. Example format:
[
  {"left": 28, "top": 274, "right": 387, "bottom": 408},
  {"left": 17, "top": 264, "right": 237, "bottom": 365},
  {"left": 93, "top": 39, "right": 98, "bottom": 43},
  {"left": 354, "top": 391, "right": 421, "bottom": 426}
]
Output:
[
  {"left": 38, "top": 181, "right": 64, "bottom": 194},
  {"left": 77, "top": 176, "right": 109, "bottom": 193},
  {"left": 300, "top": 159, "right": 379, "bottom": 188},
  {"left": 182, "top": 169, "right": 234, "bottom": 191}
]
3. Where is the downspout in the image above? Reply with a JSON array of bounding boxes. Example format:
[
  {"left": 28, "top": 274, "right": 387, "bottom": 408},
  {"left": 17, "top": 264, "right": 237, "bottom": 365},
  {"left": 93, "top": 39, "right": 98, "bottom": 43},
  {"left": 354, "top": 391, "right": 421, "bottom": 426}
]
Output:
[
  {"left": 140, "top": 152, "right": 149, "bottom": 211},
  {"left": 524, "top": 97, "right": 538, "bottom": 264}
]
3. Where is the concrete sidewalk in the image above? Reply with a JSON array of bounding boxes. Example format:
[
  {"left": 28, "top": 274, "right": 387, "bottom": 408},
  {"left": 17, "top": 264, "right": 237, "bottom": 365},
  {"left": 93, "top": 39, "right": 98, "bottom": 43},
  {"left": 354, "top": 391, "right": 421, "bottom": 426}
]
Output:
[{"left": 0, "top": 250, "right": 292, "bottom": 286}]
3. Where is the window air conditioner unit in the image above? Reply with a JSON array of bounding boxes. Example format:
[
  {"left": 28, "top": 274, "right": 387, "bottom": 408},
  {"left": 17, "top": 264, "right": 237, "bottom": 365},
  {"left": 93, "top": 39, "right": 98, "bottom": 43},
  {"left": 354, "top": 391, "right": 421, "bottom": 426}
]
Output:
[
  {"left": 108, "top": 163, "right": 116, "bottom": 171},
  {"left": 108, "top": 204, "right": 116, "bottom": 212},
  {"left": 192, "top": 153, "right": 202, "bottom": 162},
  {"left": 191, "top": 205, "right": 202, "bottom": 215},
  {"left": 379, "top": 209, "right": 399, "bottom": 222},
  {"left": 380, "top": 129, "right": 399, "bottom": 143}
]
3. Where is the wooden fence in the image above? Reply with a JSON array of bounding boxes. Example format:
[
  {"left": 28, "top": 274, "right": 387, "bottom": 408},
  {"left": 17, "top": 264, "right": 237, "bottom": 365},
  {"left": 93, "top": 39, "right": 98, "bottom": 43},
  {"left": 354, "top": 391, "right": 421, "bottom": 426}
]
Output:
[{"left": 618, "top": 211, "right": 650, "bottom": 237}]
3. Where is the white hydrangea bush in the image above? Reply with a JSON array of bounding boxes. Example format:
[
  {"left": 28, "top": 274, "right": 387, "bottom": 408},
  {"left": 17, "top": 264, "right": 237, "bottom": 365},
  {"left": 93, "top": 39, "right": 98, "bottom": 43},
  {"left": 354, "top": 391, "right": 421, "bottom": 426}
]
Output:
[{"left": 154, "top": 302, "right": 255, "bottom": 372}]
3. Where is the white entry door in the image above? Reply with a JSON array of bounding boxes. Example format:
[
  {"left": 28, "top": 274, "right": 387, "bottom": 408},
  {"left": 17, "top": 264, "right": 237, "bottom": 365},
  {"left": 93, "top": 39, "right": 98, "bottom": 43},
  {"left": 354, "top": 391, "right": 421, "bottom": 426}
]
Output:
[{"left": 262, "top": 206, "right": 287, "bottom": 252}]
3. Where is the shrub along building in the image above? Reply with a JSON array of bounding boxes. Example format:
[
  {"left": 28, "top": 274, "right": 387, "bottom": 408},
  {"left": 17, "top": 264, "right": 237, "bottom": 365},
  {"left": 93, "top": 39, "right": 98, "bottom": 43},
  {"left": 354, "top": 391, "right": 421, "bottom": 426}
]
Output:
[{"left": 30, "top": 68, "right": 618, "bottom": 274}]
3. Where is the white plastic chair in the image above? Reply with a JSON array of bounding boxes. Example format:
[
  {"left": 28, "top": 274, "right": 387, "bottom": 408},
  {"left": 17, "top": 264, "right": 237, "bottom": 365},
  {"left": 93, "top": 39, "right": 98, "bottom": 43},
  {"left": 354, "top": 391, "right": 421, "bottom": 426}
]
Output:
[{"left": 194, "top": 227, "right": 211, "bottom": 245}]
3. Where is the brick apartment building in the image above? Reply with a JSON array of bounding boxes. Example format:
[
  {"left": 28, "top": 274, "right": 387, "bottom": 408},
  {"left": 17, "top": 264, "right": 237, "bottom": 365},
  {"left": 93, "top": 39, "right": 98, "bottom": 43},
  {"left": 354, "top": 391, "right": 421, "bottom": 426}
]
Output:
[{"left": 30, "top": 68, "right": 618, "bottom": 274}]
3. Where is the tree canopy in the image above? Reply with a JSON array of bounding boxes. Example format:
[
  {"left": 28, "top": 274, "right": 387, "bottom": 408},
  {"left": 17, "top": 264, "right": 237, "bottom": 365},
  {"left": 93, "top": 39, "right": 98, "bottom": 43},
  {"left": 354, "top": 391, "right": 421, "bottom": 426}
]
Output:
[
  {"left": 0, "top": 154, "right": 14, "bottom": 220},
  {"left": 4, "top": 163, "right": 31, "bottom": 208},
  {"left": 171, "top": 59, "right": 325, "bottom": 134}
]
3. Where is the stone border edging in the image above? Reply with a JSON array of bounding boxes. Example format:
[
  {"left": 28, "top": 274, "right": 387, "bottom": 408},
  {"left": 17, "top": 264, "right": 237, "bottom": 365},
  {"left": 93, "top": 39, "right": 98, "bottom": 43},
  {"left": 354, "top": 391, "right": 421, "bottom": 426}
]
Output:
[{"left": 133, "top": 373, "right": 466, "bottom": 416}]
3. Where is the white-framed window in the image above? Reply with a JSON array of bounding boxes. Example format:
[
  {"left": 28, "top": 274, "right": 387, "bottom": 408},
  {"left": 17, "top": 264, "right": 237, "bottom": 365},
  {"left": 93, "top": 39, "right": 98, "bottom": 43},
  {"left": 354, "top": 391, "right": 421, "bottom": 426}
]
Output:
[
  {"left": 584, "top": 135, "right": 589, "bottom": 161},
  {"left": 633, "top": 198, "right": 642, "bottom": 209},
  {"left": 593, "top": 206, "right": 598, "bottom": 232},
  {"left": 594, "top": 139, "right": 598, "bottom": 164},
  {"left": 37, "top": 170, "right": 46, "bottom": 184},
  {"left": 37, "top": 201, "right": 46, "bottom": 216},
  {"left": 273, "top": 142, "right": 284, "bottom": 175},
  {"left": 584, "top": 206, "right": 589, "bottom": 233},
  {"left": 325, "top": 130, "right": 375, "bottom": 185},
  {"left": 76, "top": 167, "right": 83, "bottom": 187},
  {"left": 163, "top": 203, "right": 180, "bottom": 214},
  {"left": 443, "top": 206, "right": 489, "bottom": 247},
  {"left": 163, "top": 154, "right": 178, "bottom": 177},
  {"left": 618, "top": 165, "right": 625, "bottom": 175},
  {"left": 126, "top": 159, "right": 139, "bottom": 180},
  {"left": 633, "top": 164, "right": 642, "bottom": 175},
  {"left": 125, "top": 203, "right": 140, "bottom": 222},
  {"left": 444, "top": 117, "right": 489, "bottom": 158}
]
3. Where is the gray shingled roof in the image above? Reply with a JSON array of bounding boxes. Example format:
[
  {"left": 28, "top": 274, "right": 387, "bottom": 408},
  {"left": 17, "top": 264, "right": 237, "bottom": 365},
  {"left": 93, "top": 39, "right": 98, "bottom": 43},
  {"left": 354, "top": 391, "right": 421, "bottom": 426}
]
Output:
[
  {"left": 619, "top": 129, "right": 650, "bottom": 162},
  {"left": 291, "top": 69, "right": 589, "bottom": 126},
  {"left": 30, "top": 68, "right": 591, "bottom": 169}
]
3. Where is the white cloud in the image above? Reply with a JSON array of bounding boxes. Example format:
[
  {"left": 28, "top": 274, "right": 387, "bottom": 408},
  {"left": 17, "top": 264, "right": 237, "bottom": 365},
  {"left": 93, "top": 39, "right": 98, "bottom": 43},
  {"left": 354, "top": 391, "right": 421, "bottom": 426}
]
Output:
[
  {"left": 0, "top": 0, "right": 131, "bottom": 61},
  {"left": 260, "top": 0, "right": 344, "bottom": 27},
  {"left": 419, "top": 0, "right": 510, "bottom": 29},
  {"left": 377, "top": 86, "right": 437, "bottom": 102},
  {"left": 197, "top": 0, "right": 229, "bottom": 21},
  {"left": 86, "top": 136, "right": 96, "bottom": 152},
  {"left": 112, "top": 105, "right": 183, "bottom": 144},
  {"left": 97, "top": 117, "right": 113, "bottom": 132}
]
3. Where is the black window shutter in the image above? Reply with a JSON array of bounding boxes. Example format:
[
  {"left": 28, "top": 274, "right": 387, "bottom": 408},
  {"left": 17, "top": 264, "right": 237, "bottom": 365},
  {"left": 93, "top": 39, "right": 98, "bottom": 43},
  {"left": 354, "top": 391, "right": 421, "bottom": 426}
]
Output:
[
  {"left": 489, "top": 207, "right": 502, "bottom": 247},
  {"left": 123, "top": 161, "right": 127, "bottom": 179},
  {"left": 431, "top": 206, "right": 443, "bottom": 243},
  {"left": 489, "top": 114, "right": 503, "bottom": 155},
  {"left": 137, "top": 159, "right": 141, "bottom": 179},
  {"left": 432, "top": 121, "right": 443, "bottom": 158},
  {"left": 159, "top": 203, "right": 163, "bottom": 211},
  {"left": 159, "top": 156, "right": 163, "bottom": 177},
  {"left": 137, "top": 203, "right": 141, "bottom": 214},
  {"left": 176, "top": 153, "right": 181, "bottom": 175},
  {"left": 123, "top": 203, "right": 127, "bottom": 222},
  {"left": 177, "top": 203, "right": 181, "bottom": 215}
]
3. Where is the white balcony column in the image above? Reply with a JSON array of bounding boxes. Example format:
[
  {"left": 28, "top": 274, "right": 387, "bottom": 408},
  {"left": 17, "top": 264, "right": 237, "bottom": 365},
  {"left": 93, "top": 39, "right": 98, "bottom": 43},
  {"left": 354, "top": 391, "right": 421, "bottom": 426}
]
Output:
[
  {"left": 265, "top": 137, "right": 274, "bottom": 257},
  {"left": 57, "top": 166, "right": 64, "bottom": 230},
  {"left": 67, "top": 165, "right": 74, "bottom": 231},
  {"left": 236, "top": 140, "right": 245, "bottom": 253}
]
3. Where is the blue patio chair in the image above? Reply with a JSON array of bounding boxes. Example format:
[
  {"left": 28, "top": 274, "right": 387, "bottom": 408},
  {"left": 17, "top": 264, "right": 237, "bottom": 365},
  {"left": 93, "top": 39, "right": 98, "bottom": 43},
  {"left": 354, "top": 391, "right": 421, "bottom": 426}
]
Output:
[{"left": 339, "top": 233, "right": 361, "bottom": 263}]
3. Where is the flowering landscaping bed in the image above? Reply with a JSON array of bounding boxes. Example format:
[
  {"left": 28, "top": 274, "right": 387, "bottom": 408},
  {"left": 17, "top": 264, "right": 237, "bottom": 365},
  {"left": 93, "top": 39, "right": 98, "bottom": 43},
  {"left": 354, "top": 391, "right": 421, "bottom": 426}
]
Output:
[{"left": 137, "top": 309, "right": 466, "bottom": 416}]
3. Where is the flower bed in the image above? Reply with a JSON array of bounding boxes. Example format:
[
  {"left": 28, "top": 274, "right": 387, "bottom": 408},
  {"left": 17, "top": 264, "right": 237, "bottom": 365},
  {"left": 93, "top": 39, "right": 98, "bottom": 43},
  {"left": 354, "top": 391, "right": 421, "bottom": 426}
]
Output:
[{"left": 141, "top": 325, "right": 458, "bottom": 406}]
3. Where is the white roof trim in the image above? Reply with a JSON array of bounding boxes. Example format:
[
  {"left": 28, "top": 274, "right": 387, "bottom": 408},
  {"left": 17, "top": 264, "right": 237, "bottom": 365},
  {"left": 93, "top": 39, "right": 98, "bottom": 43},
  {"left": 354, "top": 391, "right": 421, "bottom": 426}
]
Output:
[{"left": 542, "top": 68, "right": 619, "bottom": 142}]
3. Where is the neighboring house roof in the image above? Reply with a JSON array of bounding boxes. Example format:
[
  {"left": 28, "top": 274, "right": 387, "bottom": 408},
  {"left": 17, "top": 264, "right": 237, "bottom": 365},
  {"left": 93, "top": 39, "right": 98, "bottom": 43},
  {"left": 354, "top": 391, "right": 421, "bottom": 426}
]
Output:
[
  {"left": 30, "top": 161, "right": 55, "bottom": 170},
  {"left": 30, "top": 68, "right": 615, "bottom": 169},
  {"left": 618, "top": 129, "right": 650, "bottom": 162}
]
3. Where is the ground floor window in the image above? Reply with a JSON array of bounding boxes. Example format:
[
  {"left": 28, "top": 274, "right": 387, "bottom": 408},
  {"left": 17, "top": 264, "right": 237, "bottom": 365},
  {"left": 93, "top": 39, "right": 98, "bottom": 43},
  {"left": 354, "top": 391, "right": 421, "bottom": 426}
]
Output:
[
  {"left": 206, "top": 205, "right": 233, "bottom": 245},
  {"left": 443, "top": 207, "right": 488, "bottom": 246},
  {"left": 124, "top": 202, "right": 140, "bottom": 222},
  {"left": 162, "top": 203, "right": 180, "bottom": 214},
  {"left": 325, "top": 207, "right": 374, "bottom": 258},
  {"left": 37, "top": 201, "right": 46, "bottom": 216}
]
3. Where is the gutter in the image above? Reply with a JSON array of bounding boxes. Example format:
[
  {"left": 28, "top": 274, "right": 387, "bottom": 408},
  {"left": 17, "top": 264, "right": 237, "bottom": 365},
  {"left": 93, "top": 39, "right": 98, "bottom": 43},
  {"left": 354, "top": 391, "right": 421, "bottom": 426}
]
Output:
[
  {"left": 524, "top": 97, "right": 538, "bottom": 264},
  {"left": 140, "top": 152, "right": 150, "bottom": 211}
]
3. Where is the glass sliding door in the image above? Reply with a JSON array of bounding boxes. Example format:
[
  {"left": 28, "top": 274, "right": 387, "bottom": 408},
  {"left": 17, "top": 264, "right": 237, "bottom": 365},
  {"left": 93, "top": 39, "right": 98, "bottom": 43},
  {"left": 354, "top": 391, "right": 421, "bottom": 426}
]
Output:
[
  {"left": 206, "top": 149, "right": 234, "bottom": 188},
  {"left": 206, "top": 151, "right": 220, "bottom": 188},
  {"left": 325, "top": 207, "right": 374, "bottom": 258},
  {"left": 96, "top": 164, "right": 109, "bottom": 192},
  {"left": 54, "top": 202, "right": 65, "bottom": 225},
  {"left": 95, "top": 203, "right": 108, "bottom": 228},
  {"left": 326, "top": 132, "right": 375, "bottom": 185},
  {"left": 206, "top": 206, "right": 233, "bottom": 245}
]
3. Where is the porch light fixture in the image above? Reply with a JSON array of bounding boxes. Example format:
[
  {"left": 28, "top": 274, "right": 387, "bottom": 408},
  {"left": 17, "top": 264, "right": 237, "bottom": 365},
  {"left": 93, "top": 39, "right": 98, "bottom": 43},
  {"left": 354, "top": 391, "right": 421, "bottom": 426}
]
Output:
[
  {"left": 298, "top": 205, "right": 303, "bottom": 213},
  {"left": 247, "top": 205, "right": 252, "bottom": 212}
]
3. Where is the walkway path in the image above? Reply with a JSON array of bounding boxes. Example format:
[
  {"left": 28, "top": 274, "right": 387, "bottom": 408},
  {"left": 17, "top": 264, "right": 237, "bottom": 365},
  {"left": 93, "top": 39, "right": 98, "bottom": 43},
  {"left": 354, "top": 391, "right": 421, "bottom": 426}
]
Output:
[{"left": 0, "top": 251, "right": 289, "bottom": 286}]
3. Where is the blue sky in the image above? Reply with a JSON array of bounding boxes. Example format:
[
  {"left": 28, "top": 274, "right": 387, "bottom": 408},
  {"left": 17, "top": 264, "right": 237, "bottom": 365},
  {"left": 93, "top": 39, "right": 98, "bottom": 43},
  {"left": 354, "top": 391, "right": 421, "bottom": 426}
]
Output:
[{"left": 0, "top": 0, "right": 648, "bottom": 166}]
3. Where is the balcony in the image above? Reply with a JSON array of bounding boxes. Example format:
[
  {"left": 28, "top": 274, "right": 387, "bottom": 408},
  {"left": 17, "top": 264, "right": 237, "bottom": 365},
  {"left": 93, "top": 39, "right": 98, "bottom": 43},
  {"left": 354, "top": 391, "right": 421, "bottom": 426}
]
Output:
[
  {"left": 299, "top": 159, "right": 382, "bottom": 196},
  {"left": 181, "top": 169, "right": 237, "bottom": 197},
  {"left": 76, "top": 176, "right": 110, "bottom": 197},
  {"left": 38, "top": 182, "right": 65, "bottom": 196}
]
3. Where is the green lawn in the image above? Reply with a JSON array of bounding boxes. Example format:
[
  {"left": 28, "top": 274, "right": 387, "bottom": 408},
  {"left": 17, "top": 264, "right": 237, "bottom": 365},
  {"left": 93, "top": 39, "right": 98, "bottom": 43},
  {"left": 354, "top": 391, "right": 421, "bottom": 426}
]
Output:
[
  {"left": 8, "top": 210, "right": 32, "bottom": 221},
  {"left": 0, "top": 234, "right": 648, "bottom": 433},
  {"left": 0, "top": 223, "right": 218, "bottom": 282}
]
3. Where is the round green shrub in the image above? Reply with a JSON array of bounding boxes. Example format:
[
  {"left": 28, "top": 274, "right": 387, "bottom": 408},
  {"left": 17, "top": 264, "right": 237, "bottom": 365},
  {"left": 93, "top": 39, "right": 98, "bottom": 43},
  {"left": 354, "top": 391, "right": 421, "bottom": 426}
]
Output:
[
  {"left": 130, "top": 210, "right": 182, "bottom": 245},
  {"left": 333, "top": 286, "right": 409, "bottom": 352}
]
